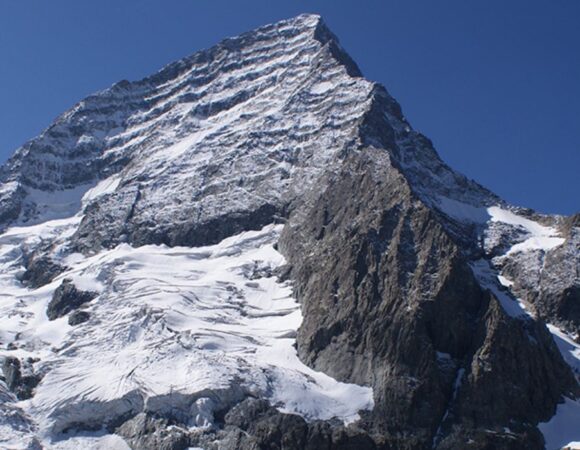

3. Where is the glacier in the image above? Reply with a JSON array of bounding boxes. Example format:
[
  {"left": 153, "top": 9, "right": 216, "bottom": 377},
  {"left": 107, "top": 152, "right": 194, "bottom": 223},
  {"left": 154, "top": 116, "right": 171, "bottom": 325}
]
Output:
[{"left": 0, "top": 214, "right": 372, "bottom": 448}]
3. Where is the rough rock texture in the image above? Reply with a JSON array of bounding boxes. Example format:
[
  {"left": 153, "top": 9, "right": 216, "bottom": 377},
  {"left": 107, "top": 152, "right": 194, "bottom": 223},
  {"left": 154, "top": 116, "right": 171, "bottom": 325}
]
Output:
[
  {"left": 67, "top": 310, "right": 90, "bottom": 326},
  {"left": 0, "top": 381, "right": 42, "bottom": 450},
  {"left": 111, "top": 397, "right": 384, "bottom": 450},
  {"left": 500, "top": 225, "right": 580, "bottom": 334},
  {"left": 0, "top": 14, "right": 373, "bottom": 254},
  {"left": 2, "top": 357, "right": 41, "bottom": 400},
  {"left": 46, "top": 279, "right": 97, "bottom": 320},
  {"left": 116, "top": 413, "right": 190, "bottom": 450},
  {"left": 279, "top": 144, "right": 579, "bottom": 448},
  {"left": 0, "top": 12, "right": 578, "bottom": 450},
  {"left": 190, "top": 398, "right": 380, "bottom": 450},
  {"left": 20, "top": 253, "right": 66, "bottom": 289}
]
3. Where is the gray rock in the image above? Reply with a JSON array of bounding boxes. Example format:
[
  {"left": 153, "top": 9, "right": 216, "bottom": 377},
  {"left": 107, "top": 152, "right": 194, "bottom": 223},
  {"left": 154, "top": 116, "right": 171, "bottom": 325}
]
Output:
[
  {"left": 436, "top": 426, "right": 544, "bottom": 450},
  {"left": 279, "top": 143, "right": 579, "bottom": 448},
  {"left": 213, "top": 398, "right": 381, "bottom": 450},
  {"left": 223, "top": 397, "right": 271, "bottom": 429},
  {"left": 0, "top": 183, "right": 24, "bottom": 232},
  {"left": 20, "top": 254, "right": 66, "bottom": 289},
  {"left": 47, "top": 279, "right": 97, "bottom": 320},
  {"left": 116, "top": 413, "right": 190, "bottom": 450},
  {"left": 68, "top": 310, "right": 90, "bottom": 326},
  {"left": 500, "top": 224, "right": 580, "bottom": 333},
  {"left": 2, "top": 356, "right": 41, "bottom": 400}
]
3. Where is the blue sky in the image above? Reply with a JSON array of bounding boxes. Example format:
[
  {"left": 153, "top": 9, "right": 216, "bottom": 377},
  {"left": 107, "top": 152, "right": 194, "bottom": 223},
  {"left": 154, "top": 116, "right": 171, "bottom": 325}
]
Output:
[{"left": 0, "top": 0, "right": 578, "bottom": 214}]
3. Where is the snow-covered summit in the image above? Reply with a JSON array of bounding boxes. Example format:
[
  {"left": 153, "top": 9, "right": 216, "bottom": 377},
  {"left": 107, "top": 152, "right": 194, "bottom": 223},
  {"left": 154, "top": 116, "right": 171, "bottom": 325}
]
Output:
[
  {"left": 0, "top": 11, "right": 498, "bottom": 252},
  {"left": 0, "top": 13, "right": 365, "bottom": 238},
  {"left": 0, "top": 13, "right": 578, "bottom": 450}
]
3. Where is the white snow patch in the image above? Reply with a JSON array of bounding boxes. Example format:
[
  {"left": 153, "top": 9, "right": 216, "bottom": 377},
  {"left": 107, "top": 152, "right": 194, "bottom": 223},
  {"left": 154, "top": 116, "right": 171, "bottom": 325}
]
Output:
[
  {"left": 436, "top": 201, "right": 565, "bottom": 255},
  {"left": 488, "top": 206, "right": 548, "bottom": 233},
  {"left": 497, "top": 275, "right": 514, "bottom": 288},
  {"left": 20, "top": 185, "right": 92, "bottom": 225},
  {"left": 506, "top": 235, "right": 565, "bottom": 255},
  {"left": 487, "top": 206, "right": 565, "bottom": 254},
  {"left": 547, "top": 325, "right": 580, "bottom": 376},
  {"left": 51, "top": 431, "right": 130, "bottom": 450},
  {"left": 82, "top": 176, "right": 121, "bottom": 204},
  {"left": 0, "top": 180, "right": 19, "bottom": 195},
  {"left": 310, "top": 81, "right": 335, "bottom": 95}
]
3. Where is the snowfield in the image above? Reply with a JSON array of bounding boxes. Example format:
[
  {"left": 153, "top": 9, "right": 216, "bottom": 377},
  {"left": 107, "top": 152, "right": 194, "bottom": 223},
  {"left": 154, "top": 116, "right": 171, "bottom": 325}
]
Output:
[{"left": 0, "top": 220, "right": 373, "bottom": 448}]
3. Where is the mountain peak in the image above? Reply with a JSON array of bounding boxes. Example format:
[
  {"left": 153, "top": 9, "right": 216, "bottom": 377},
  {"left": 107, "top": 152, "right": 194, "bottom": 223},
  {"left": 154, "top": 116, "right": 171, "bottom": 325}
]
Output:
[
  {"left": 0, "top": 12, "right": 373, "bottom": 244},
  {"left": 142, "top": 13, "right": 339, "bottom": 88},
  {"left": 0, "top": 14, "right": 578, "bottom": 450}
]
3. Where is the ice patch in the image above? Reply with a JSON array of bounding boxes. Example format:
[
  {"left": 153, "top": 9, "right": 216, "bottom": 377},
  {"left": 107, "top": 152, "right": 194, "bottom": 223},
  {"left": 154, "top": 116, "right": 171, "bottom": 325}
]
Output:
[
  {"left": 547, "top": 324, "right": 580, "bottom": 376},
  {"left": 506, "top": 235, "right": 565, "bottom": 255},
  {"left": 488, "top": 206, "right": 549, "bottom": 234},
  {"left": 0, "top": 180, "right": 19, "bottom": 195},
  {"left": 436, "top": 201, "right": 565, "bottom": 255},
  {"left": 82, "top": 176, "right": 121, "bottom": 203},
  {"left": 50, "top": 431, "right": 130, "bottom": 450},
  {"left": 470, "top": 259, "right": 533, "bottom": 319},
  {"left": 19, "top": 185, "right": 92, "bottom": 225}
]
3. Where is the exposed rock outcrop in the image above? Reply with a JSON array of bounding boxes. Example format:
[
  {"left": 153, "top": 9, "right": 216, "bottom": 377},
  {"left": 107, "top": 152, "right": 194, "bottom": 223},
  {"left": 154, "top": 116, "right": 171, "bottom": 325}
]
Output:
[
  {"left": 2, "top": 357, "right": 41, "bottom": 400},
  {"left": 20, "top": 254, "right": 66, "bottom": 289},
  {"left": 68, "top": 310, "right": 90, "bottom": 326},
  {"left": 500, "top": 224, "right": 580, "bottom": 334},
  {"left": 116, "top": 413, "right": 190, "bottom": 450},
  {"left": 47, "top": 279, "right": 97, "bottom": 320},
  {"left": 190, "top": 398, "right": 380, "bottom": 450},
  {"left": 279, "top": 143, "right": 578, "bottom": 447}
]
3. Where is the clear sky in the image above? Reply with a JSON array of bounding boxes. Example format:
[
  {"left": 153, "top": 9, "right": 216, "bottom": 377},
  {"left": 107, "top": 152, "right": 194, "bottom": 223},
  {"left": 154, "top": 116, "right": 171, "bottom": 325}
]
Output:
[{"left": 0, "top": 0, "right": 578, "bottom": 214}]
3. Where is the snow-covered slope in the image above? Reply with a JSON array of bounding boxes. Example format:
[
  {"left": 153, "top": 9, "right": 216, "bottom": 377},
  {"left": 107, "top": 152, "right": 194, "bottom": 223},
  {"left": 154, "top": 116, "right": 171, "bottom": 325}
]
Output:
[
  {"left": 0, "top": 13, "right": 374, "bottom": 252},
  {"left": 0, "top": 217, "right": 372, "bottom": 448},
  {"left": 0, "top": 12, "right": 578, "bottom": 450}
]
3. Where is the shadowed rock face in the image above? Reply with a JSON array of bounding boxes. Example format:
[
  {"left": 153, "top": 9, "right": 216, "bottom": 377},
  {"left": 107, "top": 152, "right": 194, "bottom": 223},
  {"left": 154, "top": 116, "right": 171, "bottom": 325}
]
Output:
[
  {"left": 189, "top": 398, "right": 380, "bottom": 450},
  {"left": 279, "top": 142, "right": 578, "bottom": 447},
  {"left": 2, "top": 357, "right": 42, "bottom": 400},
  {"left": 47, "top": 279, "right": 97, "bottom": 320},
  {"left": 20, "top": 253, "right": 66, "bottom": 289},
  {"left": 0, "top": 12, "right": 578, "bottom": 450},
  {"left": 68, "top": 310, "right": 90, "bottom": 326}
]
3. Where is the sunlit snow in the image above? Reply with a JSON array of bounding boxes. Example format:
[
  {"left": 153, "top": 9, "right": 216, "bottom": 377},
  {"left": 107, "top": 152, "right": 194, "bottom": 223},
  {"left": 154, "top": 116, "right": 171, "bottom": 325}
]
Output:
[{"left": 0, "top": 219, "right": 373, "bottom": 448}]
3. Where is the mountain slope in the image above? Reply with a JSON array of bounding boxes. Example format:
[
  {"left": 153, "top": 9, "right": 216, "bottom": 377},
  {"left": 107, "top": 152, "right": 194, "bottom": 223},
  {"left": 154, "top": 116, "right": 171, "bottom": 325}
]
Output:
[{"left": 0, "top": 13, "right": 578, "bottom": 450}]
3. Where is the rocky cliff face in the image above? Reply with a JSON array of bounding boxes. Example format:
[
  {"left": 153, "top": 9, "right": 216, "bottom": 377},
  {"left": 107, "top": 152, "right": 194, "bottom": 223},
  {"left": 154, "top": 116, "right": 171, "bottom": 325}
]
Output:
[
  {"left": 0, "top": 13, "right": 578, "bottom": 450},
  {"left": 278, "top": 119, "right": 578, "bottom": 448}
]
